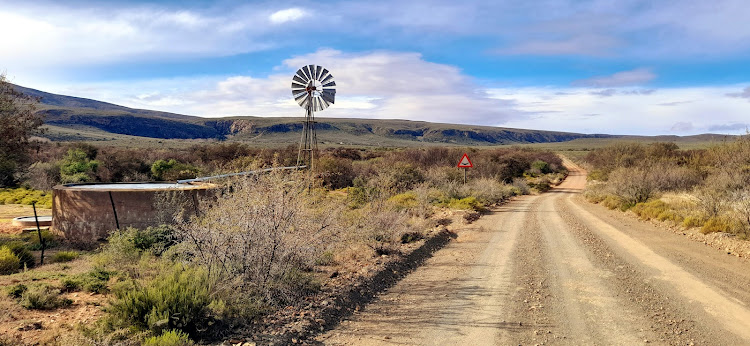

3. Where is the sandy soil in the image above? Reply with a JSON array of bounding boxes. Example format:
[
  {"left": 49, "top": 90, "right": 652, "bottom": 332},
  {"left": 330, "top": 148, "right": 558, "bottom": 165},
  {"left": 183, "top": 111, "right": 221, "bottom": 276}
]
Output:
[{"left": 318, "top": 160, "right": 750, "bottom": 345}]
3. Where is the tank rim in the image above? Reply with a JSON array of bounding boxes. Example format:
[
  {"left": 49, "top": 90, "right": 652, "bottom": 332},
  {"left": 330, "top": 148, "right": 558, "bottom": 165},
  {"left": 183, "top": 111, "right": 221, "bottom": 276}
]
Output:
[{"left": 53, "top": 181, "right": 217, "bottom": 191}]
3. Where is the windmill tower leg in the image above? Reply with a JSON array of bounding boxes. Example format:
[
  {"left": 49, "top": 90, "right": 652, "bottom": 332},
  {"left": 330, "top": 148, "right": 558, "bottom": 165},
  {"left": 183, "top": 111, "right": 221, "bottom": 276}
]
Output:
[{"left": 297, "top": 100, "right": 317, "bottom": 171}]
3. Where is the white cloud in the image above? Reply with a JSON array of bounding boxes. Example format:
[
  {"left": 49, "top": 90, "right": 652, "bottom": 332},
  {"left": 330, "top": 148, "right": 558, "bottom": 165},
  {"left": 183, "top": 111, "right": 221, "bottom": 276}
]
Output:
[
  {"left": 43, "top": 50, "right": 524, "bottom": 126},
  {"left": 726, "top": 87, "right": 750, "bottom": 100},
  {"left": 269, "top": 8, "right": 309, "bottom": 24},
  {"left": 500, "top": 34, "right": 620, "bottom": 56},
  {"left": 573, "top": 68, "right": 656, "bottom": 88},
  {"left": 489, "top": 86, "right": 750, "bottom": 135}
]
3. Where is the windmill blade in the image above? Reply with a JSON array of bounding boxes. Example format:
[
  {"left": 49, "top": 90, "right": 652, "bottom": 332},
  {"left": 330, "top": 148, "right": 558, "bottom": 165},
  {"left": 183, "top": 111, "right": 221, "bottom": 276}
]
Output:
[
  {"left": 320, "top": 98, "right": 330, "bottom": 109},
  {"left": 292, "top": 75, "right": 307, "bottom": 85},
  {"left": 321, "top": 92, "right": 335, "bottom": 104},
  {"left": 305, "top": 65, "right": 316, "bottom": 81},
  {"left": 322, "top": 81, "right": 336, "bottom": 88},
  {"left": 321, "top": 74, "right": 334, "bottom": 84},
  {"left": 295, "top": 71, "right": 309, "bottom": 83},
  {"left": 315, "top": 65, "right": 323, "bottom": 80},
  {"left": 307, "top": 65, "right": 315, "bottom": 78},
  {"left": 319, "top": 68, "right": 330, "bottom": 82},
  {"left": 293, "top": 91, "right": 307, "bottom": 101},
  {"left": 300, "top": 67, "right": 311, "bottom": 81},
  {"left": 315, "top": 97, "right": 326, "bottom": 111}
]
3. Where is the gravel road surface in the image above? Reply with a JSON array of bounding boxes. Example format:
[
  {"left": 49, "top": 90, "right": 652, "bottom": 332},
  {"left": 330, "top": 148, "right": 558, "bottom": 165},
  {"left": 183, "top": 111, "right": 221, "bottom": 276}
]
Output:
[{"left": 319, "top": 161, "right": 750, "bottom": 345}]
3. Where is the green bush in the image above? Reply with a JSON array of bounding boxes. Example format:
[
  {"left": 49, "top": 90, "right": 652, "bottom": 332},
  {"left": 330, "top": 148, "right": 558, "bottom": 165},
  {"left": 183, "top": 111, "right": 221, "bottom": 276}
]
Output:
[
  {"left": 447, "top": 197, "right": 485, "bottom": 212},
  {"left": 4, "top": 241, "right": 35, "bottom": 269},
  {"left": 20, "top": 285, "right": 72, "bottom": 310},
  {"left": 132, "top": 226, "right": 175, "bottom": 255},
  {"left": 143, "top": 330, "right": 194, "bottom": 346},
  {"left": 682, "top": 215, "right": 704, "bottom": 228},
  {"left": 108, "top": 264, "right": 219, "bottom": 337},
  {"left": 314, "top": 251, "right": 336, "bottom": 266},
  {"left": 6, "top": 283, "right": 27, "bottom": 298},
  {"left": 60, "top": 277, "right": 82, "bottom": 292},
  {"left": 0, "top": 188, "right": 52, "bottom": 208},
  {"left": 60, "top": 148, "right": 99, "bottom": 184},
  {"left": 52, "top": 251, "right": 79, "bottom": 263},
  {"left": 24, "top": 229, "right": 58, "bottom": 250},
  {"left": 388, "top": 192, "right": 418, "bottom": 211},
  {"left": 0, "top": 246, "right": 20, "bottom": 275},
  {"left": 400, "top": 231, "right": 424, "bottom": 244},
  {"left": 630, "top": 200, "right": 670, "bottom": 220},
  {"left": 702, "top": 217, "right": 732, "bottom": 234},
  {"left": 150, "top": 159, "right": 199, "bottom": 181}
]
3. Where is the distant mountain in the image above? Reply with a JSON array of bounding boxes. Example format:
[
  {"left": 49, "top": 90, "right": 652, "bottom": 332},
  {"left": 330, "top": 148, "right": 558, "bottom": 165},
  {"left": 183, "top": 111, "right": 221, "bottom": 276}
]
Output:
[{"left": 16, "top": 83, "right": 617, "bottom": 144}]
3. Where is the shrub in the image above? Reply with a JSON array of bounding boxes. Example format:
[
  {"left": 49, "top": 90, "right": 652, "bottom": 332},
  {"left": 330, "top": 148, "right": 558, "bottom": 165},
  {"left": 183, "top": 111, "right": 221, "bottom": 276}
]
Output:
[
  {"left": 601, "top": 195, "right": 624, "bottom": 210},
  {"left": 316, "top": 156, "right": 355, "bottom": 189},
  {"left": 383, "top": 163, "right": 424, "bottom": 191},
  {"left": 60, "top": 277, "right": 82, "bottom": 292},
  {"left": 511, "top": 178, "right": 530, "bottom": 195},
  {"left": 463, "top": 211, "right": 481, "bottom": 223},
  {"left": 388, "top": 192, "right": 418, "bottom": 211},
  {"left": 51, "top": 251, "right": 79, "bottom": 263},
  {"left": 6, "top": 283, "right": 27, "bottom": 298},
  {"left": 26, "top": 161, "right": 61, "bottom": 190},
  {"left": 0, "top": 246, "right": 20, "bottom": 275},
  {"left": 143, "top": 330, "right": 194, "bottom": 346},
  {"left": 447, "top": 197, "right": 485, "bottom": 212},
  {"left": 132, "top": 225, "right": 176, "bottom": 255},
  {"left": 4, "top": 241, "right": 35, "bottom": 269},
  {"left": 607, "top": 167, "right": 657, "bottom": 206},
  {"left": 60, "top": 148, "right": 99, "bottom": 183},
  {"left": 21, "top": 285, "right": 72, "bottom": 310},
  {"left": 400, "top": 231, "right": 424, "bottom": 244},
  {"left": 682, "top": 215, "right": 704, "bottom": 229},
  {"left": 529, "top": 160, "right": 550, "bottom": 175},
  {"left": 701, "top": 217, "right": 732, "bottom": 234},
  {"left": 24, "top": 229, "right": 58, "bottom": 250},
  {"left": 630, "top": 200, "right": 670, "bottom": 220},
  {"left": 150, "top": 159, "right": 199, "bottom": 181},
  {"left": 0, "top": 187, "right": 52, "bottom": 208},
  {"left": 108, "top": 265, "right": 219, "bottom": 337},
  {"left": 314, "top": 251, "right": 336, "bottom": 266}
]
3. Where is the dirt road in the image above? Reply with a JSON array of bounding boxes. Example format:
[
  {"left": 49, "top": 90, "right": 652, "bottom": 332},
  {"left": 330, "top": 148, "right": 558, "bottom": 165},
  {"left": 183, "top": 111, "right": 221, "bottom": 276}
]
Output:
[{"left": 319, "top": 161, "right": 750, "bottom": 345}]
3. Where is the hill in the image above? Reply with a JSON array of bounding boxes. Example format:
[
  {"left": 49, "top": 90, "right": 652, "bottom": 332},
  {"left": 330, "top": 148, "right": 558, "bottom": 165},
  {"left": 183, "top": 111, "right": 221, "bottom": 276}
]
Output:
[{"left": 14, "top": 83, "right": 726, "bottom": 147}]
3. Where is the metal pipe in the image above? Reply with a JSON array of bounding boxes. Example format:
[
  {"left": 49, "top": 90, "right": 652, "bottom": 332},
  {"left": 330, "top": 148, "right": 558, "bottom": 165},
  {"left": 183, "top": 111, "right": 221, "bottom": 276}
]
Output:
[
  {"left": 177, "top": 165, "right": 307, "bottom": 184},
  {"left": 32, "top": 202, "right": 45, "bottom": 266}
]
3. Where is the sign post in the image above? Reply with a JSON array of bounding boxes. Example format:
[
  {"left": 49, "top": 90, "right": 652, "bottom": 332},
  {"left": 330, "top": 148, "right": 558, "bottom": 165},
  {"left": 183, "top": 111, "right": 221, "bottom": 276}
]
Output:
[{"left": 457, "top": 153, "right": 473, "bottom": 184}]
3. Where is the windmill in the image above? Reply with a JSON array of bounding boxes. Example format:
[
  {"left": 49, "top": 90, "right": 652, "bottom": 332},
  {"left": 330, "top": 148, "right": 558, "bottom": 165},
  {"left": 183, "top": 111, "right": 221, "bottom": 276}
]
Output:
[{"left": 291, "top": 65, "right": 336, "bottom": 170}]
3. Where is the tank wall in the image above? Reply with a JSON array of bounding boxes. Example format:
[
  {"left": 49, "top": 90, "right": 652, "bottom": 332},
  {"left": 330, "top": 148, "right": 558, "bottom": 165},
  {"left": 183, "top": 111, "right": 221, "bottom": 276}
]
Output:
[{"left": 52, "top": 186, "right": 211, "bottom": 244}]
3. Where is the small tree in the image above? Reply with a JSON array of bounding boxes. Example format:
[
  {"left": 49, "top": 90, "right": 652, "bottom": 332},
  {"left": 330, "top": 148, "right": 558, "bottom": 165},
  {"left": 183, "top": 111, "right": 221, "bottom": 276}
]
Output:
[
  {"left": 0, "top": 74, "right": 44, "bottom": 187},
  {"left": 60, "top": 148, "right": 99, "bottom": 183}
]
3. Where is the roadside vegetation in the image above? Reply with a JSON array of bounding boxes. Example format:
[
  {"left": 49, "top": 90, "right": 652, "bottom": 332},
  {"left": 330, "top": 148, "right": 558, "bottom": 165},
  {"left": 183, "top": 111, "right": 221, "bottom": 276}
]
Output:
[
  {"left": 0, "top": 143, "right": 566, "bottom": 344},
  {"left": 582, "top": 136, "right": 750, "bottom": 238}
]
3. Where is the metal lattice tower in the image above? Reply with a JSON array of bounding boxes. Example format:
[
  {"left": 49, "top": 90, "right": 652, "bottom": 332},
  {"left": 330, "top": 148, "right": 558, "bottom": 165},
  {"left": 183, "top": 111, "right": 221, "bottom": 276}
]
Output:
[{"left": 291, "top": 65, "right": 336, "bottom": 170}]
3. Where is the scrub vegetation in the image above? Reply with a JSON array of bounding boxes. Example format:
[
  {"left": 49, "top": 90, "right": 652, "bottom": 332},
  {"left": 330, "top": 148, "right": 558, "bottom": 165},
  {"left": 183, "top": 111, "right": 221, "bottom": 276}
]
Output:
[
  {"left": 583, "top": 136, "right": 750, "bottom": 237},
  {"left": 0, "top": 143, "right": 566, "bottom": 344}
]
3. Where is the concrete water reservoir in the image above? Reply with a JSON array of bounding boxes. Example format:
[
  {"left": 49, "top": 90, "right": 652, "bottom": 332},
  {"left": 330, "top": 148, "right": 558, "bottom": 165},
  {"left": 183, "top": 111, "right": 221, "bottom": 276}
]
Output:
[{"left": 52, "top": 182, "right": 216, "bottom": 243}]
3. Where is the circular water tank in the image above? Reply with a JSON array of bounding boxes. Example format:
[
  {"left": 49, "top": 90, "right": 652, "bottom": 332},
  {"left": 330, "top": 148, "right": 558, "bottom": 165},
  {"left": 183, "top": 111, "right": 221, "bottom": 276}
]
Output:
[{"left": 52, "top": 182, "right": 216, "bottom": 244}]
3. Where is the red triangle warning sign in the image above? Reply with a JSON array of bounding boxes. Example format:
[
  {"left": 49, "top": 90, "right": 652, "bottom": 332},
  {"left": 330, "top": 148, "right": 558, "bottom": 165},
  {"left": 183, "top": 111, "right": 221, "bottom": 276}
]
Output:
[{"left": 457, "top": 153, "right": 473, "bottom": 168}]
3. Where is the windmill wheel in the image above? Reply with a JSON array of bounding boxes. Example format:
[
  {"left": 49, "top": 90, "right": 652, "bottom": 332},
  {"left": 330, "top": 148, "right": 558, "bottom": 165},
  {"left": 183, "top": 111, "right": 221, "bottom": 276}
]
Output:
[{"left": 291, "top": 64, "right": 336, "bottom": 112}]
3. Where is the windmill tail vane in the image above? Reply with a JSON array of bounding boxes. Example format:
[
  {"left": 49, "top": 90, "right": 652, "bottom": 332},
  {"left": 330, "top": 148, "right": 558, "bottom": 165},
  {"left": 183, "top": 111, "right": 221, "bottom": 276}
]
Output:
[{"left": 292, "top": 65, "right": 336, "bottom": 170}]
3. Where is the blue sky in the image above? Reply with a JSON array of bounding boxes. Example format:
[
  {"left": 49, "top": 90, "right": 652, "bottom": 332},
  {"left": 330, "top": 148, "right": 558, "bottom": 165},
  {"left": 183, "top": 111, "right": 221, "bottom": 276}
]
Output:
[{"left": 1, "top": 0, "right": 749, "bottom": 135}]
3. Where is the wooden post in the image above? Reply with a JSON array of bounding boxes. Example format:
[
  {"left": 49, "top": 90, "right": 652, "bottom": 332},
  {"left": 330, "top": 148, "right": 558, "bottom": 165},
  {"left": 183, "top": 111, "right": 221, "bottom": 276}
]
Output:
[
  {"left": 464, "top": 167, "right": 467, "bottom": 184},
  {"left": 32, "top": 202, "right": 45, "bottom": 266}
]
